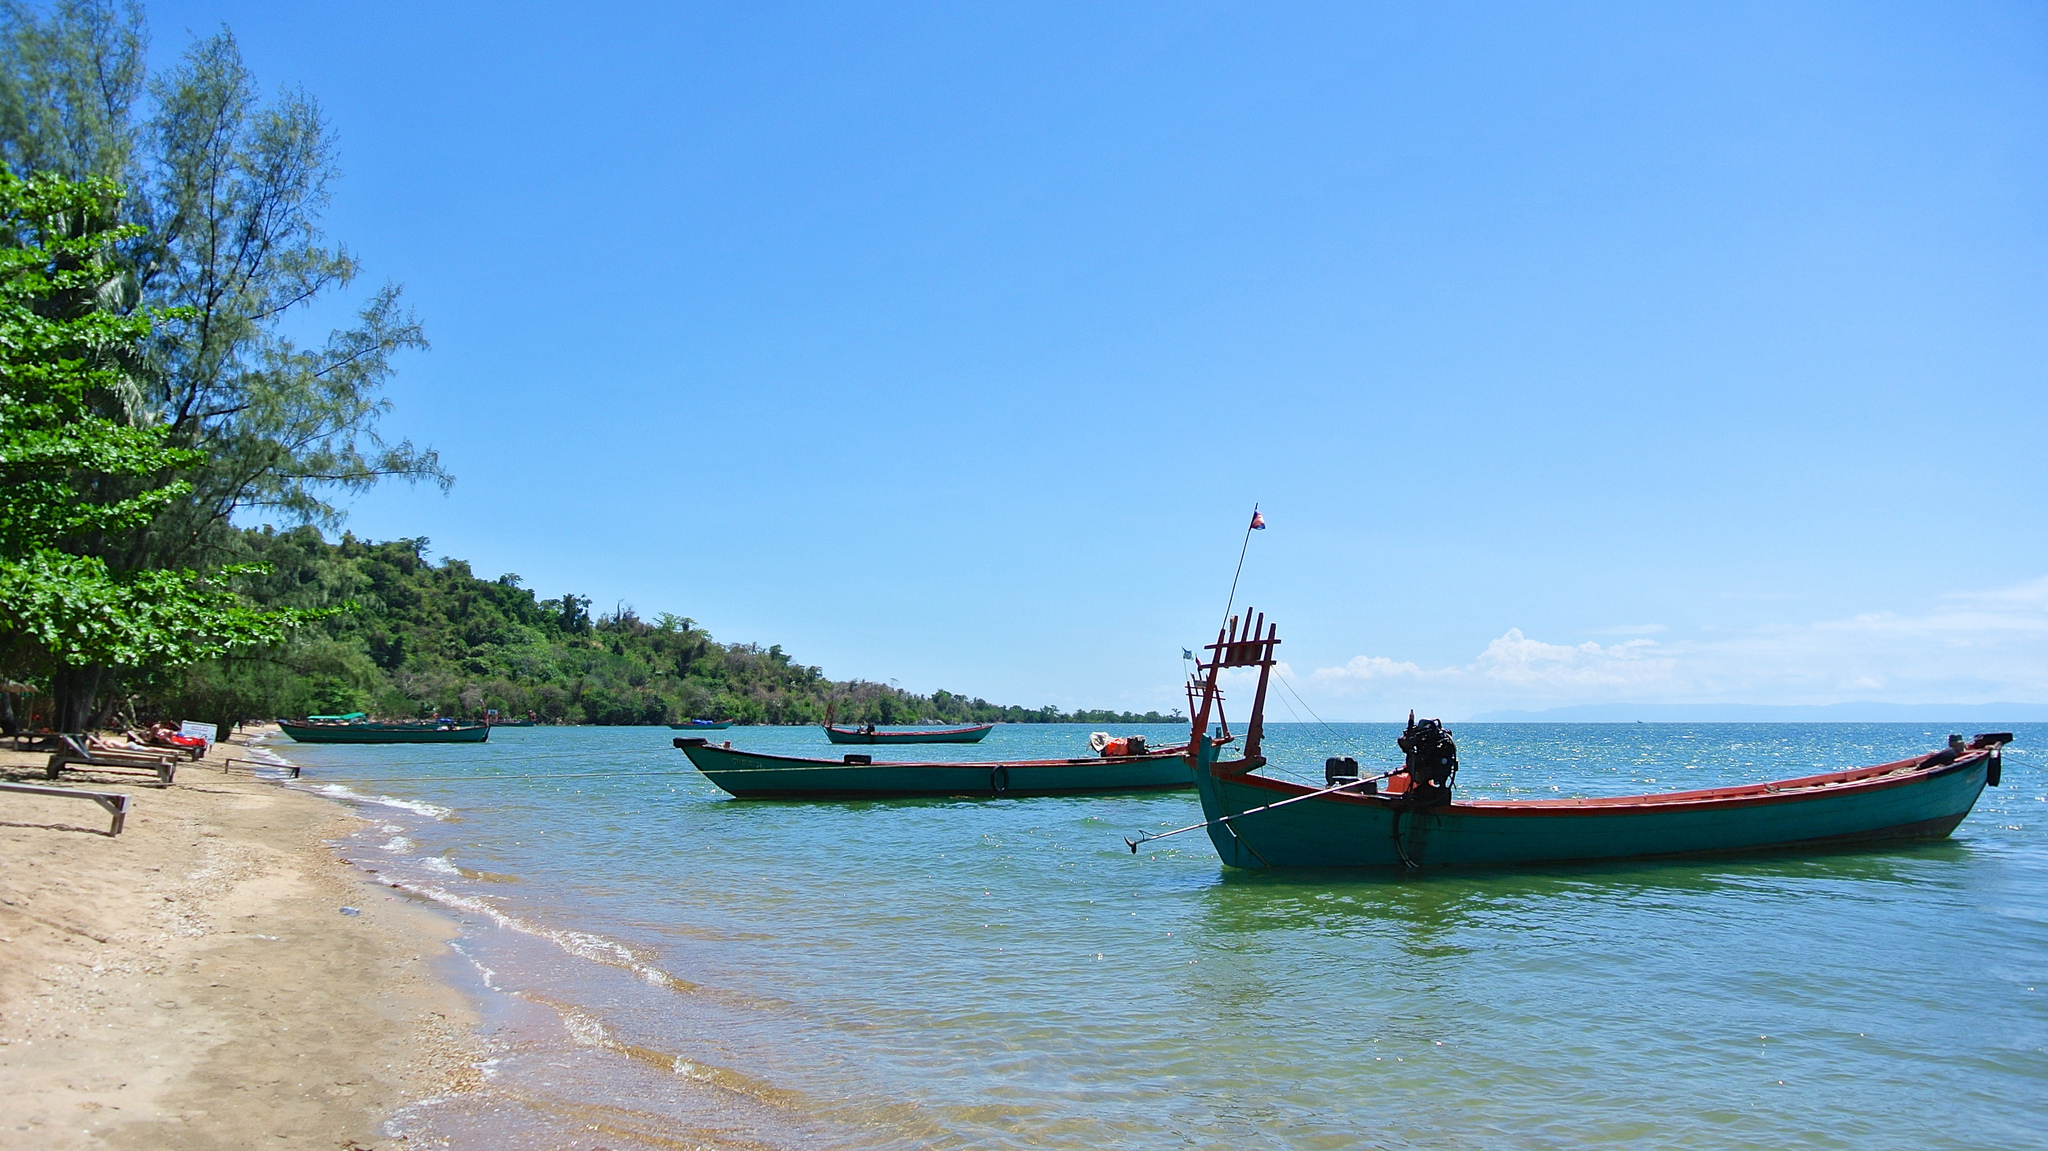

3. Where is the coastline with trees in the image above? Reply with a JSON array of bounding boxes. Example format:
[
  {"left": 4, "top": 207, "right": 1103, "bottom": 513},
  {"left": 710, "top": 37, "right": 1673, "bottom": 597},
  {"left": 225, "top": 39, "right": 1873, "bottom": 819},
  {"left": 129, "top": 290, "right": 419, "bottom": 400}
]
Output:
[{"left": 153, "top": 526, "right": 1186, "bottom": 733}]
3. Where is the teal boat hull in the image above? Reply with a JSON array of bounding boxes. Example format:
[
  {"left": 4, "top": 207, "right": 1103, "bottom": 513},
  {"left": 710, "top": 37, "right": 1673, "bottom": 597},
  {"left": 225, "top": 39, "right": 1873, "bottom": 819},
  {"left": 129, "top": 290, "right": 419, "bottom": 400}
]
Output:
[
  {"left": 825, "top": 724, "right": 994, "bottom": 745},
  {"left": 1189, "top": 737, "right": 1994, "bottom": 871},
  {"left": 667, "top": 721, "right": 731, "bottom": 730},
  {"left": 678, "top": 741, "right": 1191, "bottom": 798},
  {"left": 279, "top": 721, "right": 490, "bottom": 744}
]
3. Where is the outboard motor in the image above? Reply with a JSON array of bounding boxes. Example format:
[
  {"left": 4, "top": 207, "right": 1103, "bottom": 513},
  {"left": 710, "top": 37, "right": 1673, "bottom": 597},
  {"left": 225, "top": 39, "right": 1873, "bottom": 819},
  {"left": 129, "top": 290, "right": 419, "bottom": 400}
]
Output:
[{"left": 1395, "top": 711, "right": 1459, "bottom": 806}]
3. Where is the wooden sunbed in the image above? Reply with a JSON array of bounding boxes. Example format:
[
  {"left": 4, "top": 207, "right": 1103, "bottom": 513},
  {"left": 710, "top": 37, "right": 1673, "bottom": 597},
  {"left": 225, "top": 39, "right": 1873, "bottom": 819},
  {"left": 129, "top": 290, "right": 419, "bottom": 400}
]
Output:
[
  {"left": 0, "top": 781, "right": 130, "bottom": 834},
  {"left": 45, "top": 735, "right": 176, "bottom": 785}
]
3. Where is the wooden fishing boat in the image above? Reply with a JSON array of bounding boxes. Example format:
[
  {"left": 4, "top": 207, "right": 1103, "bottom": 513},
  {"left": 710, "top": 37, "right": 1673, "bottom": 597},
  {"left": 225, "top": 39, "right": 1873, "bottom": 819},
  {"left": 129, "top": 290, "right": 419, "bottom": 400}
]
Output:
[
  {"left": 1136, "top": 609, "right": 2009, "bottom": 870},
  {"left": 667, "top": 720, "right": 732, "bottom": 730},
  {"left": 824, "top": 723, "right": 994, "bottom": 745},
  {"left": 675, "top": 737, "right": 1191, "bottom": 798},
  {"left": 279, "top": 719, "right": 491, "bottom": 744}
]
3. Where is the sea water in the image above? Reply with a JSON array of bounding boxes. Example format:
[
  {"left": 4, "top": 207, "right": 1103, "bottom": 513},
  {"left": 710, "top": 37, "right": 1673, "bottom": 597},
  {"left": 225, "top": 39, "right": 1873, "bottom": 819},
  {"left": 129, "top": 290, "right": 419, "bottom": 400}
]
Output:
[{"left": 266, "top": 723, "right": 2047, "bottom": 1149}]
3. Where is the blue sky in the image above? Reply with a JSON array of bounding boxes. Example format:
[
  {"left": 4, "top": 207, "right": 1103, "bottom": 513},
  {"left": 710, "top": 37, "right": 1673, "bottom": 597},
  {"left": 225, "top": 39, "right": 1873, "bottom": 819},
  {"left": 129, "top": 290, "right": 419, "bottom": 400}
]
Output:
[{"left": 149, "top": 1, "right": 2048, "bottom": 718}]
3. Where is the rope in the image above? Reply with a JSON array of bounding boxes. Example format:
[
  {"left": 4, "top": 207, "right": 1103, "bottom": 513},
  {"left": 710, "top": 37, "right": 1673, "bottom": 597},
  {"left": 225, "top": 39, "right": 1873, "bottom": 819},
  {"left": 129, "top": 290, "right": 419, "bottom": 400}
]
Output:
[
  {"left": 1219, "top": 503, "right": 1259, "bottom": 632},
  {"left": 1275, "top": 671, "right": 1344, "bottom": 739},
  {"left": 282, "top": 765, "right": 704, "bottom": 782}
]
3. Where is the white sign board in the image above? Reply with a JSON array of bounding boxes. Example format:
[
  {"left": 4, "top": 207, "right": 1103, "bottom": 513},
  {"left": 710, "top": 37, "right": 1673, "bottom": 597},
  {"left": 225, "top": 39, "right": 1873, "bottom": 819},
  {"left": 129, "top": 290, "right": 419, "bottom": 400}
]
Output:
[{"left": 179, "top": 720, "right": 218, "bottom": 750}]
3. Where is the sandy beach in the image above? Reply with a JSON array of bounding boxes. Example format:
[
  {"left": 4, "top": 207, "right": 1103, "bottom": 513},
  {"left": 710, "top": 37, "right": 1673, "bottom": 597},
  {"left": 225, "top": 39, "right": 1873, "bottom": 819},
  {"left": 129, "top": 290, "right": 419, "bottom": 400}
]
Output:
[{"left": 0, "top": 727, "right": 480, "bottom": 1150}]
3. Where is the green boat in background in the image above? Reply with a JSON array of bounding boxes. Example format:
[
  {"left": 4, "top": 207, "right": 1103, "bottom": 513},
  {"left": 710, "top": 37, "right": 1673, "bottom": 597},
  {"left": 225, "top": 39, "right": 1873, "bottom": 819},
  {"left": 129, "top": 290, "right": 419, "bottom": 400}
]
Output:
[
  {"left": 824, "top": 722, "right": 994, "bottom": 745},
  {"left": 675, "top": 737, "right": 1190, "bottom": 798},
  {"left": 667, "top": 720, "right": 732, "bottom": 730},
  {"left": 279, "top": 718, "right": 491, "bottom": 744}
]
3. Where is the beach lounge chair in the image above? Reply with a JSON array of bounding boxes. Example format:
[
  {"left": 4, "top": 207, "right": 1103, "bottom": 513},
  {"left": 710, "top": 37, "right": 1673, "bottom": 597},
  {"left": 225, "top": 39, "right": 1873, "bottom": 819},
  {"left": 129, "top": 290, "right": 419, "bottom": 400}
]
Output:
[
  {"left": 45, "top": 735, "right": 176, "bottom": 785},
  {"left": 0, "top": 782, "right": 131, "bottom": 834}
]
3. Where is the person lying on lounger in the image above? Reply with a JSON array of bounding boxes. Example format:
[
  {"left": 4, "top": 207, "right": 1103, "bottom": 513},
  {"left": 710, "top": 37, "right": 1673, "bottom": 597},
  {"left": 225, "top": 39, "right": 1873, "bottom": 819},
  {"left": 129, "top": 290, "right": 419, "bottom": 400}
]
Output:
[{"left": 140, "top": 722, "right": 206, "bottom": 750}]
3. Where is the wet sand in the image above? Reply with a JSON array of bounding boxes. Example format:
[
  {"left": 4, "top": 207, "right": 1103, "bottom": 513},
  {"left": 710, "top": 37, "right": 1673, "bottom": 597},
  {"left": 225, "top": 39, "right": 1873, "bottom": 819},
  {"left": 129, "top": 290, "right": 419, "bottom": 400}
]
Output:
[{"left": 0, "top": 726, "right": 480, "bottom": 1149}]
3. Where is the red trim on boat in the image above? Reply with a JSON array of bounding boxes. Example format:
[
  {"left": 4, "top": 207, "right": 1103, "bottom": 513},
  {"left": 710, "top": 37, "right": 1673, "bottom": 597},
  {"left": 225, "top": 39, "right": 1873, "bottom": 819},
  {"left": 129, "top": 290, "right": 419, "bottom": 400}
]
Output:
[{"left": 1215, "top": 750, "right": 1988, "bottom": 817}]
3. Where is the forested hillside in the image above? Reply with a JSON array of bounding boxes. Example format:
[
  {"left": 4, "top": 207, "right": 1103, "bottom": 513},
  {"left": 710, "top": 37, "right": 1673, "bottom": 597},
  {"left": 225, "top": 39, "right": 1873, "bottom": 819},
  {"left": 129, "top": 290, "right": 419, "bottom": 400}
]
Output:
[{"left": 152, "top": 527, "right": 1184, "bottom": 730}]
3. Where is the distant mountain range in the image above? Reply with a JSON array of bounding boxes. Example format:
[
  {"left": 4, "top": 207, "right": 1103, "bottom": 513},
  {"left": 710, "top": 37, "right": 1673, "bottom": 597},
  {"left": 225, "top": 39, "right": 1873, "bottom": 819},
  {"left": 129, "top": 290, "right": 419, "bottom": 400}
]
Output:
[{"left": 1465, "top": 702, "right": 2048, "bottom": 723}]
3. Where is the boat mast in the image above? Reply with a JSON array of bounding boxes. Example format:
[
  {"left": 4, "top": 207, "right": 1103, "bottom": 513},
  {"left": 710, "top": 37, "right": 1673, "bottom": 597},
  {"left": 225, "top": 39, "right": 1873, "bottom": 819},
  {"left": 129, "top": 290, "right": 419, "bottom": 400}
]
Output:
[{"left": 1190, "top": 608, "right": 1280, "bottom": 772}]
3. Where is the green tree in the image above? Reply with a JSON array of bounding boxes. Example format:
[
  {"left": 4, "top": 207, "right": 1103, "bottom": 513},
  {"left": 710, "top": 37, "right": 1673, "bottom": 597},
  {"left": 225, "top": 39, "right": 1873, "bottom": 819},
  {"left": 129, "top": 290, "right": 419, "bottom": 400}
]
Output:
[
  {"left": 0, "top": 0, "right": 144, "bottom": 182},
  {"left": 0, "top": 170, "right": 302, "bottom": 729},
  {"left": 0, "top": 2, "right": 447, "bottom": 722}
]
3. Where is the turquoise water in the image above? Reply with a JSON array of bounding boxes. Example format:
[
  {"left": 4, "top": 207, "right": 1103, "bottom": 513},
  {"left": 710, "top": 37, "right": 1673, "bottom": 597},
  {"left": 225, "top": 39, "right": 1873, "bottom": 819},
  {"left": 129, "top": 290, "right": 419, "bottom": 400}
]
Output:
[{"left": 265, "top": 722, "right": 2048, "bottom": 1149}]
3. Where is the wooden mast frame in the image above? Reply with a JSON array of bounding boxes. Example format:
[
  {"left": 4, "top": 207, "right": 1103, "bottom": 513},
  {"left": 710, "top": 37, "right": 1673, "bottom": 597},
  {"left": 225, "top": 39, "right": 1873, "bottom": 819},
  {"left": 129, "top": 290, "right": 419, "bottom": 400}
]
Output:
[{"left": 1187, "top": 608, "right": 1280, "bottom": 774}]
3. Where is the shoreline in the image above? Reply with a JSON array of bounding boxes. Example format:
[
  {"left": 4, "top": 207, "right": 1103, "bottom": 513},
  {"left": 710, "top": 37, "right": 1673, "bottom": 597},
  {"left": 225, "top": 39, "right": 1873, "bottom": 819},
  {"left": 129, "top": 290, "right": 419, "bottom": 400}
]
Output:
[{"left": 0, "top": 726, "right": 482, "bottom": 1150}]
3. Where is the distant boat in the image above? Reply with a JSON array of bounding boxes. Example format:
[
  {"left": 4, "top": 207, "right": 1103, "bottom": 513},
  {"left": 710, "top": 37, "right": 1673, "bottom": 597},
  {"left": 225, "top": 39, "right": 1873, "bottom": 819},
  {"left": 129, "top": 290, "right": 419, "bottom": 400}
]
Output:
[
  {"left": 824, "top": 723, "right": 994, "bottom": 745},
  {"left": 489, "top": 717, "right": 536, "bottom": 727},
  {"left": 1146, "top": 609, "right": 2009, "bottom": 870},
  {"left": 279, "top": 719, "right": 490, "bottom": 744},
  {"left": 667, "top": 720, "right": 732, "bottom": 730},
  {"left": 675, "top": 737, "right": 1190, "bottom": 798}
]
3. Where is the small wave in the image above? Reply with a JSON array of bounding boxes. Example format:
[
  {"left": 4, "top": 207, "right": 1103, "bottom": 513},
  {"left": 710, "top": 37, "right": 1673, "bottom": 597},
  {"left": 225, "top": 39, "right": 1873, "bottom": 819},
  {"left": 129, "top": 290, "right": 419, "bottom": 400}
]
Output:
[
  {"left": 310, "top": 783, "right": 453, "bottom": 820},
  {"left": 380, "top": 836, "right": 415, "bottom": 854},
  {"left": 450, "top": 940, "right": 500, "bottom": 990},
  {"left": 394, "top": 882, "right": 691, "bottom": 993},
  {"left": 525, "top": 992, "right": 810, "bottom": 1106},
  {"left": 418, "top": 855, "right": 462, "bottom": 875}
]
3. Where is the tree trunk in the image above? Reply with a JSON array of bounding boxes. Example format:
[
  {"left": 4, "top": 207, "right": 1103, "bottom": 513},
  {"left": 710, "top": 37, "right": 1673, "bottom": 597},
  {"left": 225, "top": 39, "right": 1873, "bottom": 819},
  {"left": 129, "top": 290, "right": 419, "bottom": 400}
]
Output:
[{"left": 50, "top": 666, "right": 104, "bottom": 732}]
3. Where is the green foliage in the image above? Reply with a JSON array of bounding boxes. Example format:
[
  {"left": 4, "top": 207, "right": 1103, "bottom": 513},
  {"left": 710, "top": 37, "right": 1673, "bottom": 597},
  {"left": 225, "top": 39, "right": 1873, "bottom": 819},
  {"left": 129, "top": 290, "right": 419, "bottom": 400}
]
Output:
[
  {"left": 160, "top": 527, "right": 1185, "bottom": 728},
  {"left": 0, "top": 4, "right": 443, "bottom": 725},
  {"left": 0, "top": 170, "right": 169, "bottom": 551},
  {"left": 0, "top": 0, "right": 144, "bottom": 182},
  {"left": 0, "top": 5, "right": 446, "bottom": 552},
  {"left": 0, "top": 170, "right": 308, "bottom": 720},
  {"left": 137, "top": 30, "right": 444, "bottom": 542}
]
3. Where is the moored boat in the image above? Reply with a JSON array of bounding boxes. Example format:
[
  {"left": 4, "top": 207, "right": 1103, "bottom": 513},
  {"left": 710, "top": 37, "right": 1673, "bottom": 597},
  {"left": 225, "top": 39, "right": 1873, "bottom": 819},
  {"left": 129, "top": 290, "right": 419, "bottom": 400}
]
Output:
[
  {"left": 666, "top": 720, "right": 732, "bottom": 730},
  {"left": 824, "top": 722, "right": 994, "bottom": 745},
  {"left": 675, "top": 737, "right": 1191, "bottom": 798},
  {"left": 279, "top": 719, "right": 491, "bottom": 744},
  {"left": 1139, "top": 609, "right": 2009, "bottom": 870}
]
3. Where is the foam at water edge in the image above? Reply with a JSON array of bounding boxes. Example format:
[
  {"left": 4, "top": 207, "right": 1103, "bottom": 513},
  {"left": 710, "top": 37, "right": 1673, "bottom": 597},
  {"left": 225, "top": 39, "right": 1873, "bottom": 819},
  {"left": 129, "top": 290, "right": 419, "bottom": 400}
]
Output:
[
  {"left": 450, "top": 940, "right": 500, "bottom": 991},
  {"left": 308, "top": 782, "right": 454, "bottom": 820},
  {"left": 398, "top": 881, "right": 681, "bottom": 990}
]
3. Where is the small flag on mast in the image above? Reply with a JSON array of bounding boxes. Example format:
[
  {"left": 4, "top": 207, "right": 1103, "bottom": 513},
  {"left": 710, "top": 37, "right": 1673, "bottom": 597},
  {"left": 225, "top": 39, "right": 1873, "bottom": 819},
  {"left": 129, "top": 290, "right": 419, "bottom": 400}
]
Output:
[
  {"left": 1249, "top": 509, "right": 1266, "bottom": 530},
  {"left": 1183, "top": 648, "right": 1194, "bottom": 660}
]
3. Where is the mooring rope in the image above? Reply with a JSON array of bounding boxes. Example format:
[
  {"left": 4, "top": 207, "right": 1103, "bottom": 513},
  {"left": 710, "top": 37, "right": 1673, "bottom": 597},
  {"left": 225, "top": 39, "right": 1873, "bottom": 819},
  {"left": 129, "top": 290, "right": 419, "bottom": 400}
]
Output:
[
  {"left": 282, "top": 768, "right": 705, "bottom": 784},
  {"left": 1275, "top": 670, "right": 1345, "bottom": 740}
]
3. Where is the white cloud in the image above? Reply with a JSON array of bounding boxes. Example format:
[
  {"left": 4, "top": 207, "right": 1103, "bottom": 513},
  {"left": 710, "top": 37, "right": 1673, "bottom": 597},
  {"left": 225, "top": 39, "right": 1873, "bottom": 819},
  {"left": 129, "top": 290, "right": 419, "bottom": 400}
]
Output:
[
  {"left": 1312, "top": 655, "right": 1428, "bottom": 681},
  {"left": 1294, "top": 575, "right": 2048, "bottom": 717},
  {"left": 1471, "top": 630, "right": 1671, "bottom": 689}
]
